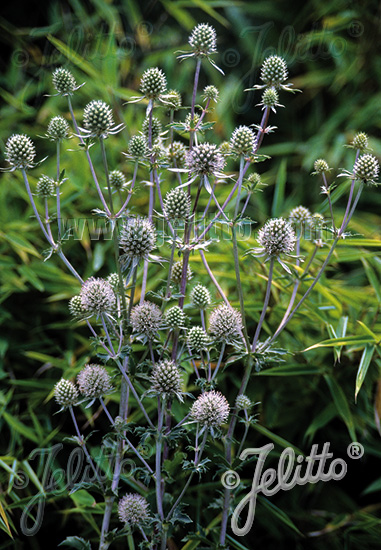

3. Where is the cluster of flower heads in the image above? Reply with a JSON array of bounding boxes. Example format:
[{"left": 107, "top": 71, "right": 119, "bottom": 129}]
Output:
[{"left": 54, "top": 364, "right": 112, "bottom": 408}]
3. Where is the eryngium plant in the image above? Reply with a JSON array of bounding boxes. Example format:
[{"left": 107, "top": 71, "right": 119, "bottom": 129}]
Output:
[{"left": 4, "top": 20, "right": 379, "bottom": 550}]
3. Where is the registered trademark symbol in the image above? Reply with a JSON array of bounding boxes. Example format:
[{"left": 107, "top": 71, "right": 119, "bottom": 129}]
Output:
[{"left": 347, "top": 442, "right": 364, "bottom": 459}]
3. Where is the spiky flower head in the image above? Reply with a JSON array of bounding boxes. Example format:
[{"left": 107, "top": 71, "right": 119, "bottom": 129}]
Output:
[
  {"left": 289, "top": 205, "right": 312, "bottom": 223},
  {"left": 140, "top": 67, "right": 167, "bottom": 100},
  {"left": 261, "top": 87, "right": 280, "bottom": 108},
  {"left": 130, "top": 301, "right": 162, "bottom": 339},
  {"left": 150, "top": 360, "right": 182, "bottom": 396},
  {"left": 247, "top": 172, "right": 262, "bottom": 188},
  {"left": 313, "top": 159, "right": 330, "bottom": 173},
  {"left": 52, "top": 67, "right": 76, "bottom": 95},
  {"left": 142, "top": 116, "right": 162, "bottom": 140},
  {"left": 203, "top": 85, "right": 219, "bottom": 102},
  {"left": 128, "top": 134, "right": 148, "bottom": 158},
  {"left": 230, "top": 126, "right": 256, "bottom": 156},
  {"left": 163, "top": 89, "right": 182, "bottom": 110},
  {"left": 69, "top": 295, "right": 87, "bottom": 318},
  {"left": 168, "top": 141, "right": 187, "bottom": 167},
  {"left": 118, "top": 494, "right": 149, "bottom": 526},
  {"left": 189, "top": 23, "right": 217, "bottom": 56},
  {"left": 219, "top": 141, "right": 231, "bottom": 156},
  {"left": 235, "top": 394, "right": 252, "bottom": 411},
  {"left": 257, "top": 218, "right": 296, "bottom": 257},
  {"left": 352, "top": 132, "right": 368, "bottom": 151},
  {"left": 77, "top": 364, "right": 112, "bottom": 398},
  {"left": 119, "top": 217, "right": 156, "bottom": 261},
  {"left": 36, "top": 175, "right": 55, "bottom": 198},
  {"left": 354, "top": 154, "right": 379, "bottom": 184},
  {"left": 190, "top": 284, "right": 211, "bottom": 309},
  {"left": 209, "top": 305, "right": 243, "bottom": 342},
  {"left": 83, "top": 100, "right": 114, "bottom": 137},
  {"left": 47, "top": 116, "right": 70, "bottom": 141},
  {"left": 191, "top": 390, "right": 229, "bottom": 427},
  {"left": 171, "top": 260, "right": 192, "bottom": 284},
  {"left": 107, "top": 273, "right": 120, "bottom": 291},
  {"left": 54, "top": 379, "right": 79, "bottom": 408},
  {"left": 163, "top": 187, "right": 191, "bottom": 220},
  {"left": 185, "top": 112, "right": 201, "bottom": 130},
  {"left": 109, "top": 170, "right": 126, "bottom": 189},
  {"left": 188, "top": 326, "right": 209, "bottom": 352},
  {"left": 187, "top": 142, "right": 225, "bottom": 176},
  {"left": 5, "top": 134, "right": 36, "bottom": 170},
  {"left": 260, "top": 56, "right": 288, "bottom": 87},
  {"left": 165, "top": 305, "right": 186, "bottom": 328},
  {"left": 80, "top": 277, "right": 116, "bottom": 316}
]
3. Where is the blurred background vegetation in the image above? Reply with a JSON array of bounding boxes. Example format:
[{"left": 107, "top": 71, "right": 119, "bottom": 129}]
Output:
[{"left": 1, "top": 0, "right": 381, "bottom": 548}]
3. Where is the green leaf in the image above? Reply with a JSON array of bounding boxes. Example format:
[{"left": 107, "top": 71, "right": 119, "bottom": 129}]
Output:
[
  {"left": 254, "top": 363, "right": 323, "bottom": 376},
  {"left": 355, "top": 345, "right": 375, "bottom": 402},
  {"left": 59, "top": 537, "right": 92, "bottom": 549},
  {"left": 304, "top": 334, "right": 376, "bottom": 351},
  {"left": 2, "top": 412, "right": 39, "bottom": 444},
  {"left": 324, "top": 375, "right": 356, "bottom": 441},
  {"left": 361, "top": 259, "right": 381, "bottom": 303},
  {"left": 258, "top": 496, "right": 303, "bottom": 535}
]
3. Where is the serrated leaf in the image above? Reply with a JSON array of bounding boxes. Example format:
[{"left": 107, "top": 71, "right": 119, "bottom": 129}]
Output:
[{"left": 59, "top": 536, "right": 92, "bottom": 549}]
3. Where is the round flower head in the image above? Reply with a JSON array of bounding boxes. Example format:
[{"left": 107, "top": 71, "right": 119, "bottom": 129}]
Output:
[
  {"left": 130, "top": 301, "right": 162, "bottom": 339},
  {"left": 289, "top": 205, "right": 312, "bottom": 226},
  {"left": 118, "top": 493, "right": 149, "bottom": 526},
  {"left": 185, "top": 112, "right": 201, "bottom": 130},
  {"left": 247, "top": 172, "right": 262, "bottom": 188},
  {"left": 168, "top": 141, "right": 187, "bottom": 167},
  {"left": 36, "top": 175, "right": 55, "bottom": 198},
  {"left": 209, "top": 304, "right": 243, "bottom": 342},
  {"left": 190, "top": 284, "right": 211, "bottom": 309},
  {"left": 109, "top": 170, "right": 126, "bottom": 189},
  {"left": 260, "top": 87, "right": 280, "bottom": 111},
  {"left": 5, "top": 134, "right": 36, "bottom": 170},
  {"left": 164, "top": 89, "right": 182, "bottom": 110},
  {"left": 142, "top": 116, "right": 162, "bottom": 140},
  {"left": 107, "top": 273, "right": 120, "bottom": 291},
  {"left": 80, "top": 277, "right": 116, "bottom": 316},
  {"left": 352, "top": 132, "right": 368, "bottom": 151},
  {"left": 150, "top": 360, "right": 182, "bottom": 396},
  {"left": 163, "top": 187, "right": 191, "bottom": 220},
  {"left": 257, "top": 218, "right": 296, "bottom": 257},
  {"left": 140, "top": 67, "right": 167, "bottom": 100},
  {"left": 235, "top": 394, "right": 252, "bottom": 411},
  {"left": 69, "top": 295, "right": 87, "bottom": 318},
  {"left": 128, "top": 134, "right": 148, "bottom": 158},
  {"left": 188, "top": 326, "right": 209, "bottom": 352},
  {"left": 203, "top": 85, "right": 219, "bottom": 103},
  {"left": 189, "top": 23, "right": 217, "bottom": 56},
  {"left": 230, "top": 126, "right": 256, "bottom": 156},
  {"left": 186, "top": 142, "right": 225, "bottom": 177},
  {"left": 54, "top": 379, "right": 79, "bottom": 408},
  {"left": 165, "top": 305, "right": 186, "bottom": 328},
  {"left": 171, "top": 260, "right": 192, "bottom": 284},
  {"left": 313, "top": 159, "right": 330, "bottom": 174},
  {"left": 354, "top": 154, "right": 379, "bottom": 184},
  {"left": 219, "top": 141, "right": 231, "bottom": 156},
  {"left": 119, "top": 217, "right": 156, "bottom": 262},
  {"left": 260, "top": 56, "right": 288, "bottom": 87},
  {"left": 47, "top": 115, "right": 70, "bottom": 141},
  {"left": 52, "top": 67, "right": 76, "bottom": 95},
  {"left": 77, "top": 364, "right": 112, "bottom": 398},
  {"left": 83, "top": 100, "right": 114, "bottom": 137},
  {"left": 191, "top": 390, "right": 229, "bottom": 427}
]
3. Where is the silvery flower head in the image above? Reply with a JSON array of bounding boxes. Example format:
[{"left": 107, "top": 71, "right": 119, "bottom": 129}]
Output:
[
  {"left": 203, "top": 85, "right": 219, "bottom": 103},
  {"left": 165, "top": 305, "right": 187, "bottom": 328},
  {"left": 209, "top": 304, "right": 243, "bottom": 342},
  {"left": 47, "top": 115, "right": 70, "bottom": 141},
  {"left": 77, "top": 364, "right": 112, "bottom": 398},
  {"left": 189, "top": 23, "right": 217, "bottom": 56},
  {"left": 289, "top": 206, "right": 312, "bottom": 236},
  {"left": 163, "top": 187, "right": 191, "bottom": 221},
  {"left": 140, "top": 67, "right": 167, "bottom": 100},
  {"left": 150, "top": 360, "right": 182, "bottom": 399},
  {"left": 191, "top": 390, "right": 229, "bottom": 428},
  {"left": 52, "top": 67, "right": 77, "bottom": 95},
  {"left": 186, "top": 142, "right": 225, "bottom": 177},
  {"left": 351, "top": 132, "right": 368, "bottom": 151},
  {"left": 313, "top": 159, "right": 330, "bottom": 174},
  {"left": 130, "top": 301, "right": 162, "bottom": 339},
  {"left": 255, "top": 218, "right": 297, "bottom": 273},
  {"left": 109, "top": 170, "right": 127, "bottom": 190},
  {"left": 190, "top": 284, "right": 211, "bottom": 309},
  {"left": 171, "top": 260, "right": 192, "bottom": 284},
  {"left": 354, "top": 154, "right": 379, "bottom": 185},
  {"left": 260, "top": 56, "right": 288, "bottom": 87},
  {"left": 5, "top": 134, "right": 36, "bottom": 170},
  {"left": 80, "top": 277, "right": 116, "bottom": 317},
  {"left": 118, "top": 493, "right": 150, "bottom": 526},
  {"left": 54, "top": 379, "right": 79, "bottom": 408},
  {"left": 235, "top": 394, "right": 252, "bottom": 411},
  {"left": 128, "top": 134, "right": 148, "bottom": 158},
  {"left": 168, "top": 141, "right": 187, "bottom": 168},
  {"left": 69, "top": 295, "right": 87, "bottom": 319},
  {"left": 142, "top": 116, "right": 162, "bottom": 140},
  {"left": 36, "top": 175, "right": 55, "bottom": 198},
  {"left": 82, "top": 100, "right": 117, "bottom": 138},
  {"left": 187, "top": 326, "right": 209, "bottom": 352},
  {"left": 119, "top": 217, "right": 156, "bottom": 269},
  {"left": 230, "top": 126, "right": 256, "bottom": 156}
]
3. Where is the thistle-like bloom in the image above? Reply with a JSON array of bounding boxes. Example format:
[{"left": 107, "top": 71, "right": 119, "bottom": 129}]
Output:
[
  {"left": 106, "top": 273, "right": 120, "bottom": 291},
  {"left": 128, "top": 134, "right": 148, "bottom": 158},
  {"left": 171, "top": 260, "right": 193, "bottom": 284},
  {"left": 203, "top": 85, "right": 219, "bottom": 103},
  {"left": 257, "top": 218, "right": 296, "bottom": 258},
  {"left": 109, "top": 170, "right": 126, "bottom": 189},
  {"left": 83, "top": 100, "right": 115, "bottom": 138},
  {"left": 77, "top": 364, "right": 112, "bottom": 398},
  {"left": 119, "top": 217, "right": 156, "bottom": 266},
  {"left": 150, "top": 360, "right": 182, "bottom": 397},
  {"left": 36, "top": 175, "right": 55, "bottom": 198},
  {"left": 313, "top": 159, "right": 330, "bottom": 174},
  {"left": 5, "top": 134, "right": 36, "bottom": 170},
  {"left": 219, "top": 141, "right": 231, "bottom": 156},
  {"left": 80, "top": 277, "right": 116, "bottom": 316},
  {"left": 191, "top": 390, "right": 229, "bottom": 427},
  {"left": 130, "top": 301, "right": 162, "bottom": 339},
  {"left": 52, "top": 67, "right": 77, "bottom": 95},
  {"left": 47, "top": 116, "right": 70, "bottom": 141},
  {"left": 186, "top": 142, "right": 225, "bottom": 177},
  {"left": 189, "top": 23, "right": 217, "bottom": 56},
  {"left": 209, "top": 304, "right": 243, "bottom": 342},
  {"left": 69, "top": 295, "right": 87, "bottom": 318},
  {"left": 235, "top": 394, "right": 252, "bottom": 411},
  {"left": 140, "top": 67, "right": 167, "bottom": 100},
  {"left": 190, "top": 284, "right": 211, "bottom": 309},
  {"left": 165, "top": 305, "right": 186, "bottom": 328},
  {"left": 54, "top": 379, "right": 79, "bottom": 408},
  {"left": 354, "top": 154, "right": 379, "bottom": 185},
  {"left": 351, "top": 132, "right": 368, "bottom": 151},
  {"left": 289, "top": 206, "right": 312, "bottom": 223},
  {"left": 142, "top": 116, "right": 162, "bottom": 140},
  {"left": 257, "top": 87, "right": 283, "bottom": 112},
  {"left": 118, "top": 493, "right": 150, "bottom": 526},
  {"left": 168, "top": 141, "right": 187, "bottom": 168},
  {"left": 260, "top": 56, "right": 288, "bottom": 87},
  {"left": 162, "top": 89, "right": 182, "bottom": 110},
  {"left": 188, "top": 326, "right": 209, "bottom": 352},
  {"left": 163, "top": 187, "right": 191, "bottom": 220},
  {"left": 230, "top": 126, "right": 256, "bottom": 156}
]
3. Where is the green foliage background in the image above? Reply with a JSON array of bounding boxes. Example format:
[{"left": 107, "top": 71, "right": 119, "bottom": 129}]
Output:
[{"left": 0, "top": 0, "right": 381, "bottom": 548}]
